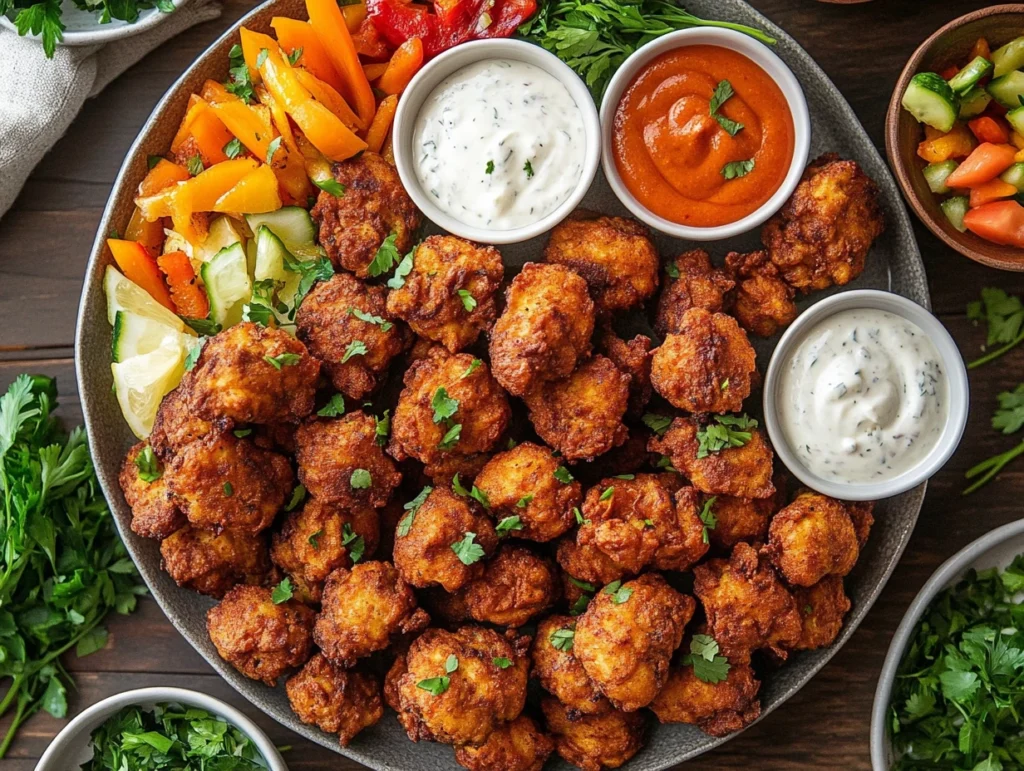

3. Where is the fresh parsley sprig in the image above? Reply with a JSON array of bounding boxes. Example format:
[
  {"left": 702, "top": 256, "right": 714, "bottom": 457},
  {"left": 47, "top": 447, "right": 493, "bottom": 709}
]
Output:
[
  {"left": 696, "top": 414, "right": 757, "bottom": 458},
  {"left": 964, "top": 384, "right": 1024, "bottom": 496},
  {"left": 967, "top": 288, "right": 1024, "bottom": 369}
]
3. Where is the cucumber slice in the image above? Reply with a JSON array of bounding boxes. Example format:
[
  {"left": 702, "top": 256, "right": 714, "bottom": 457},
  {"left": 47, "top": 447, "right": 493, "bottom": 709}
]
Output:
[
  {"left": 959, "top": 87, "right": 992, "bottom": 118},
  {"left": 104, "top": 265, "right": 186, "bottom": 331},
  {"left": 111, "top": 339, "right": 186, "bottom": 439},
  {"left": 1000, "top": 162, "right": 1024, "bottom": 192},
  {"left": 986, "top": 70, "right": 1024, "bottom": 109},
  {"left": 948, "top": 56, "right": 994, "bottom": 94},
  {"left": 194, "top": 215, "right": 246, "bottom": 264},
  {"left": 923, "top": 160, "right": 960, "bottom": 194},
  {"left": 941, "top": 196, "right": 970, "bottom": 233},
  {"left": 1007, "top": 106, "right": 1024, "bottom": 137},
  {"left": 112, "top": 310, "right": 194, "bottom": 363},
  {"left": 254, "top": 225, "right": 293, "bottom": 283},
  {"left": 993, "top": 35, "right": 1024, "bottom": 78},
  {"left": 902, "top": 72, "right": 960, "bottom": 132},
  {"left": 245, "top": 207, "right": 319, "bottom": 258},
  {"left": 200, "top": 242, "right": 252, "bottom": 328}
]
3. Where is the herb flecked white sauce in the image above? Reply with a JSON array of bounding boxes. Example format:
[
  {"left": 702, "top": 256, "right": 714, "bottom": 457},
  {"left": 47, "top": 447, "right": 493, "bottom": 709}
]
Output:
[
  {"left": 778, "top": 309, "right": 948, "bottom": 484},
  {"left": 413, "top": 58, "right": 587, "bottom": 230}
]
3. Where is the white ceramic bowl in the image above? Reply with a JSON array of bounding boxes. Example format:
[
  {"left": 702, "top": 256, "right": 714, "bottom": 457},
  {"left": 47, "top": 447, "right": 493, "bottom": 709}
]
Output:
[
  {"left": 392, "top": 38, "right": 601, "bottom": 245},
  {"left": 1, "top": 0, "right": 188, "bottom": 47},
  {"left": 599, "top": 27, "right": 811, "bottom": 241},
  {"left": 763, "top": 289, "right": 969, "bottom": 501},
  {"left": 36, "top": 687, "right": 287, "bottom": 771}
]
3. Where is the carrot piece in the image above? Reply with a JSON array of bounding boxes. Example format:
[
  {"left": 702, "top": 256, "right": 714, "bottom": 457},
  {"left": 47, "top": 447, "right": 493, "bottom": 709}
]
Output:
[
  {"left": 306, "top": 0, "right": 377, "bottom": 128},
  {"left": 125, "top": 206, "right": 166, "bottom": 255},
  {"left": 946, "top": 143, "right": 1019, "bottom": 188},
  {"left": 363, "top": 62, "right": 389, "bottom": 82},
  {"left": 366, "top": 95, "right": 398, "bottom": 153},
  {"left": 970, "top": 178, "right": 1018, "bottom": 207},
  {"left": 970, "top": 37, "right": 991, "bottom": 61},
  {"left": 378, "top": 38, "right": 423, "bottom": 95},
  {"left": 213, "top": 165, "right": 284, "bottom": 214},
  {"left": 271, "top": 17, "right": 347, "bottom": 94},
  {"left": 964, "top": 200, "right": 1024, "bottom": 247},
  {"left": 968, "top": 116, "right": 1010, "bottom": 145},
  {"left": 939, "top": 64, "right": 960, "bottom": 80},
  {"left": 342, "top": 1, "right": 366, "bottom": 31},
  {"left": 138, "top": 159, "right": 190, "bottom": 198},
  {"left": 108, "top": 239, "right": 175, "bottom": 311},
  {"left": 171, "top": 95, "right": 206, "bottom": 154},
  {"left": 294, "top": 68, "right": 363, "bottom": 131},
  {"left": 157, "top": 251, "right": 209, "bottom": 319}
]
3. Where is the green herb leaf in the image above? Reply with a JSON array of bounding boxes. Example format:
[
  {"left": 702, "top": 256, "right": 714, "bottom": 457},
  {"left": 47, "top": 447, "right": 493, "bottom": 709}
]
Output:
[
  {"left": 994, "top": 384, "right": 1024, "bottom": 434},
  {"left": 417, "top": 676, "right": 450, "bottom": 695},
  {"left": 342, "top": 522, "right": 365, "bottom": 563},
  {"left": 223, "top": 137, "right": 245, "bottom": 159},
  {"left": 225, "top": 43, "right": 256, "bottom": 103},
  {"left": 349, "top": 306, "right": 394, "bottom": 332},
  {"left": 708, "top": 79, "right": 744, "bottom": 136},
  {"left": 222, "top": 481, "right": 234, "bottom": 497},
  {"left": 256, "top": 47, "right": 269, "bottom": 69},
  {"left": 350, "top": 468, "right": 372, "bottom": 489},
  {"left": 722, "top": 158, "right": 755, "bottom": 179},
  {"left": 281, "top": 252, "right": 335, "bottom": 309},
  {"left": 314, "top": 177, "right": 346, "bottom": 197},
  {"left": 287, "top": 47, "right": 304, "bottom": 65},
  {"left": 612, "top": 474, "right": 634, "bottom": 480},
  {"left": 186, "top": 154, "right": 204, "bottom": 177},
  {"left": 516, "top": 495, "right": 533, "bottom": 509},
  {"left": 445, "top": 654, "right": 459, "bottom": 673},
  {"left": 398, "top": 486, "right": 432, "bottom": 537},
  {"left": 308, "top": 528, "right": 323, "bottom": 549},
  {"left": 523, "top": 159, "right": 535, "bottom": 178},
  {"left": 342, "top": 340, "right": 368, "bottom": 363},
  {"left": 375, "top": 410, "right": 390, "bottom": 446},
  {"left": 266, "top": 136, "right": 283, "bottom": 166},
  {"left": 682, "top": 634, "right": 731, "bottom": 683},
  {"left": 496, "top": 515, "right": 524, "bottom": 537},
  {"left": 492, "top": 656, "right": 512, "bottom": 668},
  {"left": 432, "top": 387, "right": 459, "bottom": 423},
  {"left": 696, "top": 414, "right": 757, "bottom": 458},
  {"left": 461, "top": 358, "right": 482, "bottom": 379},
  {"left": 550, "top": 627, "right": 575, "bottom": 651},
  {"left": 263, "top": 352, "right": 302, "bottom": 370},
  {"left": 699, "top": 495, "right": 718, "bottom": 544},
  {"left": 485, "top": 160, "right": 495, "bottom": 174},
  {"left": 573, "top": 506, "right": 590, "bottom": 526},
  {"left": 642, "top": 413, "right": 672, "bottom": 436},
  {"left": 134, "top": 445, "right": 162, "bottom": 483},
  {"left": 181, "top": 316, "right": 222, "bottom": 336},
  {"left": 457, "top": 289, "right": 477, "bottom": 312},
  {"left": 233, "top": 428, "right": 252, "bottom": 438},
  {"left": 147, "top": 155, "right": 163, "bottom": 170},
  {"left": 599, "top": 487, "right": 614, "bottom": 501},
  {"left": 451, "top": 532, "right": 485, "bottom": 565},
  {"left": 285, "top": 484, "right": 307, "bottom": 512},
  {"left": 272, "top": 578, "right": 293, "bottom": 604},
  {"left": 386, "top": 246, "right": 416, "bottom": 289},
  {"left": 368, "top": 232, "right": 400, "bottom": 277},
  {"left": 554, "top": 466, "right": 574, "bottom": 484},
  {"left": 604, "top": 580, "right": 633, "bottom": 604},
  {"left": 318, "top": 394, "right": 346, "bottom": 417}
]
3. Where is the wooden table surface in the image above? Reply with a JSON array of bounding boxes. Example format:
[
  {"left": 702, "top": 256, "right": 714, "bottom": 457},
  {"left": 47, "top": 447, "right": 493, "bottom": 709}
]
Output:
[{"left": 2, "top": 0, "right": 1022, "bottom": 767}]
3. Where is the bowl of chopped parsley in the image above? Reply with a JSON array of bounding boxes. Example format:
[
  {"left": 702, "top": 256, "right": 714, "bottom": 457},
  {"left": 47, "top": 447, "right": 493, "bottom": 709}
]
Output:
[{"left": 871, "top": 517, "right": 1024, "bottom": 770}]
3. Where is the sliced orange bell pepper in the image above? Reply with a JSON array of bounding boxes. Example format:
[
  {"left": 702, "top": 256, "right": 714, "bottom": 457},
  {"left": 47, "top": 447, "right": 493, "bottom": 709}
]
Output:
[
  {"left": 363, "top": 62, "right": 388, "bottom": 82},
  {"left": 183, "top": 158, "right": 261, "bottom": 212},
  {"left": 157, "top": 250, "right": 210, "bottom": 318},
  {"left": 352, "top": 16, "right": 391, "bottom": 62},
  {"left": 138, "top": 159, "right": 190, "bottom": 198},
  {"left": 125, "top": 206, "right": 166, "bottom": 255},
  {"left": 271, "top": 17, "right": 347, "bottom": 95},
  {"left": 917, "top": 123, "right": 976, "bottom": 163},
  {"left": 294, "top": 68, "right": 363, "bottom": 131},
  {"left": 239, "top": 27, "right": 282, "bottom": 84},
  {"left": 382, "top": 132, "right": 395, "bottom": 166},
  {"left": 256, "top": 84, "right": 300, "bottom": 156},
  {"left": 108, "top": 239, "right": 175, "bottom": 311},
  {"left": 306, "top": 0, "right": 377, "bottom": 128},
  {"left": 365, "top": 95, "right": 398, "bottom": 154},
  {"left": 378, "top": 38, "right": 423, "bottom": 95},
  {"left": 214, "top": 165, "right": 284, "bottom": 214},
  {"left": 171, "top": 95, "right": 206, "bottom": 154},
  {"left": 201, "top": 79, "right": 234, "bottom": 105},
  {"left": 970, "top": 178, "right": 1018, "bottom": 207},
  {"left": 189, "top": 108, "right": 235, "bottom": 165},
  {"left": 970, "top": 37, "right": 991, "bottom": 61},
  {"left": 342, "top": 1, "right": 366, "bottom": 31},
  {"left": 209, "top": 98, "right": 276, "bottom": 159}
]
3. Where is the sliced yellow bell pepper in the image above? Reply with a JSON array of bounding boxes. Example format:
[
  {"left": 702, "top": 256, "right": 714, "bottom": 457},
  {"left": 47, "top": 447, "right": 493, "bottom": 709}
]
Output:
[
  {"left": 239, "top": 27, "right": 280, "bottom": 84},
  {"left": 293, "top": 68, "right": 363, "bottom": 132},
  {"left": 271, "top": 17, "right": 348, "bottom": 95},
  {"left": 306, "top": 0, "right": 377, "bottom": 129},
  {"left": 182, "top": 158, "right": 260, "bottom": 212},
  {"left": 171, "top": 95, "right": 206, "bottom": 155},
  {"left": 214, "top": 165, "right": 283, "bottom": 213},
  {"left": 209, "top": 97, "right": 275, "bottom": 159},
  {"left": 366, "top": 95, "right": 398, "bottom": 154}
]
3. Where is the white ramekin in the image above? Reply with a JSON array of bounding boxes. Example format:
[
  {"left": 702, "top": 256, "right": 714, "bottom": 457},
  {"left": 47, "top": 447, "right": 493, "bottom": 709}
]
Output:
[
  {"left": 599, "top": 27, "right": 811, "bottom": 241},
  {"left": 36, "top": 687, "right": 288, "bottom": 770},
  {"left": 763, "top": 289, "right": 969, "bottom": 502},
  {"left": 392, "top": 38, "right": 601, "bottom": 245}
]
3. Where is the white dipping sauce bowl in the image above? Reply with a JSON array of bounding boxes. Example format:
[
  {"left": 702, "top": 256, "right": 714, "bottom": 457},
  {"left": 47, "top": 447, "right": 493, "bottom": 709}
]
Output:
[
  {"left": 599, "top": 27, "right": 811, "bottom": 241},
  {"left": 763, "top": 290, "right": 969, "bottom": 501},
  {"left": 393, "top": 38, "right": 601, "bottom": 245}
]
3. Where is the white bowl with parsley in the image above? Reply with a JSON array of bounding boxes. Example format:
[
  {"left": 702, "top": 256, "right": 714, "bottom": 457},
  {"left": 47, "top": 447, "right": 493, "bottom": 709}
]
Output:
[{"left": 36, "top": 686, "right": 287, "bottom": 771}]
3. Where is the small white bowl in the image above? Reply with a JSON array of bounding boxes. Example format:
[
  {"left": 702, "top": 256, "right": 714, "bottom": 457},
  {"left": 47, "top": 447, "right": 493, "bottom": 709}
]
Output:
[
  {"left": 1, "top": 0, "right": 188, "bottom": 47},
  {"left": 763, "top": 289, "right": 969, "bottom": 501},
  {"left": 36, "top": 687, "right": 287, "bottom": 771},
  {"left": 599, "top": 27, "right": 811, "bottom": 241},
  {"left": 392, "top": 38, "right": 601, "bottom": 245}
]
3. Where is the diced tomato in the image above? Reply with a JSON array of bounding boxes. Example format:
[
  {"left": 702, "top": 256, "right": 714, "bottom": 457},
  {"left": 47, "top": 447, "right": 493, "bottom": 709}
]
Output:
[
  {"left": 157, "top": 251, "right": 209, "bottom": 318},
  {"left": 945, "top": 143, "right": 1018, "bottom": 188},
  {"left": 939, "top": 64, "right": 960, "bottom": 80},
  {"left": 969, "top": 178, "right": 1018, "bottom": 207},
  {"left": 108, "top": 239, "right": 175, "bottom": 311},
  {"left": 963, "top": 200, "right": 1024, "bottom": 247},
  {"left": 968, "top": 116, "right": 1010, "bottom": 145},
  {"left": 970, "top": 37, "right": 991, "bottom": 61}
]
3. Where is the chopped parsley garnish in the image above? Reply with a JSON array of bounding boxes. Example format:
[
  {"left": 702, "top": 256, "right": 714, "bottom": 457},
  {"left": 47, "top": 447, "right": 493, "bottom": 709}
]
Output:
[
  {"left": 308, "top": 529, "right": 323, "bottom": 549},
  {"left": 181, "top": 316, "right": 222, "bottom": 336},
  {"left": 523, "top": 159, "right": 535, "bottom": 178},
  {"left": 386, "top": 246, "right": 416, "bottom": 289},
  {"left": 375, "top": 410, "right": 390, "bottom": 445},
  {"left": 281, "top": 252, "right": 334, "bottom": 309},
  {"left": 457, "top": 289, "right": 477, "bottom": 312},
  {"left": 341, "top": 340, "right": 368, "bottom": 363},
  {"left": 722, "top": 158, "right": 755, "bottom": 180},
  {"left": 573, "top": 507, "right": 590, "bottom": 526},
  {"left": 233, "top": 428, "right": 252, "bottom": 438},
  {"left": 398, "top": 486, "right": 432, "bottom": 537},
  {"left": 318, "top": 394, "right": 346, "bottom": 417},
  {"left": 515, "top": 494, "right": 533, "bottom": 509},
  {"left": 553, "top": 466, "right": 574, "bottom": 484},
  {"left": 416, "top": 676, "right": 450, "bottom": 696},
  {"left": 709, "top": 79, "right": 744, "bottom": 136},
  {"left": 642, "top": 413, "right": 673, "bottom": 436},
  {"left": 485, "top": 160, "right": 495, "bottom": 174},
  {"left": 186, "top": 155, "right": 204, "bottom": 177},
  {"left": 271, "top": 578, "right": 293, "bottom": 604},
  {"left": 350, "top": 468, "right": 372, "bottom": 489},
  {"left": 603, "top": 580, "right": 633, "bottom": 604},
  {"left": 967, "top": 288, "right": 1024, "bottom": 369},
  {"left": 287, "top": 47, "right": 304, "bottom": 65},
  {"left": 223, "top": 137, "right": 245, "bottom": 159},
  {"left": 698, "top": 495, "right": 718, "bottom": 544},
  {"left": 612, "top": 474, "right": 634, "bottom": 480},
  {"left": 285, "top": 484, "right": 307, "bottom": 512},
  {"left": 452, "top": 474, "right": 490, "bottom": 508},
  {"left": 451, "top": 532, "right": 485, "bottom": 565},
  {"left": 263, "top": 352, "right": 302, "bottom": 370},
  {"left": 496, "top": 516, "right": 523, "bottom": 537},
  {"left": 349, "top": 306, "right": 394, "bottom": 332},
  {"left": 445, "top": 654, "right": 459, "bottom": 673},
  {"left": 461, "top": 359, "right": 482, "bottom": 379},
  {"left": 683, "top": 634, "right": 730, "bottom": 683},
  {"left": 665, "top": 261, "right": 680, "bottom": 279},
  {"left": 134, "top": 446, "right": 162, "bottom": 483},
  {"left": 314, "top": 177, "right": 346, "bottom": 197},
  {"left": 655, "top": 455, "right": 678, "bottom": 473},
  {"left": 599, "top": 487, "right": 614, "bottom": 502},
  {"left": 493, "top": 657, "right": 512, "bottom": 669},
  {"left": 367, "top": 232, "right": 400, "bottom": 277},
  {"left": 225, "top": 44, "right": 256, "bottom": 103},
  {"left": 570, "top": 577, "right": 596, "bottom": 593},
  {"left": 438, "top": 424, "right": 462, "bottom": 451},
  {"left": 550, "top": 627, "right": 575, "bottom": 652},
  {"left": 265, "top": 136, "right": 283, "bottom": 166},
  {"left": 222, "top": 482, "right": 234, "bottom": 497},
  {"left": 696, "top": 414, "right": 757, "bottom": 458},
  {"left": 432, "top": 387, "right": 459, "bottom": 422},
  {"left": 342, "top": 522, "right": 365, "bottom": 563}
]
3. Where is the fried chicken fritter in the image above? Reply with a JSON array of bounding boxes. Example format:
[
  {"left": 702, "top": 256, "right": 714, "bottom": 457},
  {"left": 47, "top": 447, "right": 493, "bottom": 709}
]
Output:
[
  {"left": 724, "top": 250, "right": 798, "bottom": 337},
  {"left": 189, "top": 322, "right": 319, "bottom": 424},
  {"left": 574, "top": 574, "right": 694, "bottom": 711},
  {"left": 473, "top": 442, "right": 581, "bottom": 543},
  {"left": 531, "top": 614, "right": 607, "bottom": 714},
  {"left": 523, "top": 356, "right": 629, "bottom": 463},
  {"left": 543, "top": 215, "right": 659, "bottom": 314},
  {"left": 295, "top": 273, "right": 410, "bottom": 400},
  {"left": 455, "top": 545, "right": 559, "bottom": 627},
  {"left": 454, "top": 714, "right": 554, "bottom": 771},
  {"left": 389, "top": 348, "right": 511, "bottom": 480},
  {"left": 541, "top": 697, "right": 646, "bottom": 771},
  {"left": 386, "top": 235, "right": 504, "bottom": 353},
  {"left": 705, "top": 493, "right": 777, "bottom": 551},
  {"left": 392, "top": 486, "right": 498, "bottom": 592},
  {"left": 311, "top": 152, "right": 421, "bottom": 277},
  {"left": 160, "top": 525, "right": 270, "bottom": 598},
  {"left": 693, "top": 542, "right": 802, "bottom": 659},
  {"left": 387, "top": 626, "right": 529, "bottom": 746},
  {"left": 314, "top": 561, "right": 430, "bottom": 665},
  {"left": 556, "top": 536, "right": 632, "bottom": 587},
  {"left": 206, "top": 584, "right": 315, "bottom": 685},
  {"left": 489, "top": 263, "right": 595, "bottom": 397},
  {"left": 792, "top": 575, "right": 851, "bottom": 650},
  {"left": 165, "top": 430, "right": 293, "bottom": 534},
  {"left": 654, "top": 250, "right": 734, "bottom": 337},
  {"left": 295, "top": 413, "right": 402, "bottom": 509},
  {"left": 149, "top": 375, "right": 223, "bottom": 462},
  {"left": 650, "top": 309, "right": 756, "bottom": 414},
  {"left": 120, "top": 442, "right": 185, "bottom": 540},
  {"left": 761, "top": 153, "right": 884, "bottom": 292},
  {"left": 649, "top": 417, "right": 775, "bottom": 499},
  {"left": 286, "top": 654, "right": 383, "bottom": 746},
  {"left": 847, "top": 501, "right": 875, "bottom": 548},
  {"left": 597, "top": 330, "right": 653, "bottom": 417},
  {"left": 649, "top": 661, "right": 761, "bottom": 737},
  {"left": 764, "top": 491, "right": 860, "bottom": 587}
]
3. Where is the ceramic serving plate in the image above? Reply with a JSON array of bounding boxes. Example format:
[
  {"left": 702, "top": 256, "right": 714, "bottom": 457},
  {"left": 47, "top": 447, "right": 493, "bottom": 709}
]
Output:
[{"left": 75, "top": 0, "right": 930, "bottom": 768}]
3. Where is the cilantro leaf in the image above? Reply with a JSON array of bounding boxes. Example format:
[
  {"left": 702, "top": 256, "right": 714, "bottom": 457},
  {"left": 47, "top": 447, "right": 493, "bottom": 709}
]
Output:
[
  {"left": 186, "top": 154, "right": 204, "bottom": 177},
  {"left": 451, "top": 532, "right": 485, "bottom": 565},
  {"left": 350, "top": 468, "right": 372, "bottom": 489},
  {"left": 642, "top": 413, "right": 672, "bottom": 436},
  {"left": 417, "top": 676, "right": 450, "bottom": 695},
  {"left": 272, "top": 578, "right": 294, "bottom": 604},
  {"left": 438, "top": 423, "right": 463, "bottom": 451},
  {"left": 349, "top": 306, "right": 394, "bottom": 332},
  {"left": 398, "top": 486, "right": 432, "bottom": 537},
  {"left": 368, "top": 233, "right": 400, "bottom": 277},
  {"left": 342, "top": 522, "right": 365, "bottom": 563},
  {"left": 461, "top": 359, "right": 482, "bottom": 379},
  {"left": 341, "top": 340, "right": 368, "bottom": 363},
  {"left": 496, "top": 515, "right": 523, "bottom": 537},
  {"left": 550, "top": 627, "right": 575, "bottom": 651},
  {"left": 699, "top": 495, "right": 717, "bottom": 544},
  {"left": 603, "top": 580, "right": 633, "bottom": 604},
  {"left": 375, "top": 410, "right": 390, "bottom": 446},
  {"left": 281, "top": 252, "right": 335, "bottom": 309},
  {"left": 993, "top": 385, "right": 1024, "bottom": 434},
  {"left": 432, "top": 387, "right": 459, "bottom": 423},
  {"left": 318, "top": 394, "right": 346, "bottom": 417},
  {"left": 696, "top": 414, "right": 757, "bottom": 458},
  {"left": 284, "top": 484, "right": 307, "bottom": 512},
  {"left": 722, "top": 158, "right": 755, "bottom": 179},
  {"left": 554, "top": 466, "right": 574, "bottom": 484},
  {"left": 682, "top": 634, "right": 731, "bottom": 683},
  {"left": 493, "top": 657, "right": 512, "bottom": 668},
  {"left": 457, "top": 289, "right": 477, "bottom": 312},
  {"left": 516, "top": 495, "right": 533, "bottom": 509},
  {"left": 708, "top": 79, "right": 744, "bottom": 136},
  {"left": 387, "top": 247, "right": 416, "bottom": 289},
  {"left": 445, "top": 654, "right": 459, "bottom": 673},
  {"left": 263, "top": 352, "right": 302, "bottom": 370},
  {"left": 134, "top": 445, "right": 162, "bottom": 483}
]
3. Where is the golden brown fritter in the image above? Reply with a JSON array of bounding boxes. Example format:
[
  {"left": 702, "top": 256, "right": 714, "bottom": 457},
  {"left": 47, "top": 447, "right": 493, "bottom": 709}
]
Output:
[
  {"left": 389, "top": 348, "right": 511, "bottom": 480},
  {"left": 165, "top": 430, "right": 293, "bottom": 534},
  {"left": 311, "top": 151, "right": 421, "bottom": 277},
  {"left": 392, "top": 486, "right": 499, "bottom": 592},
  {"left": 270, "top": 497, "right": 381, "bottom": 602},
  {"left": 543, "top": 215, "right": 659, "bottom": 314},
  {"left": 252, "top": 421, "right": 297, "bottom": 455},
  {"left": 149, "top": 375, "right": 223, "bottom": 462},
  {"left": 541, "top": 697, "right": 646, "bottom": 771},
  {"left": 314, "top": 561, "right": 430, "bottom": 665},
  {"left": 724, "top": 250, "right": 798, "bottom": 338},
  {"left": 556, "top": 536, "right": 631, "bottom": 587},
  {"left": 295, "top": 273, "right": 410, "bottom": 400},
  {"left": 523, "top": 356, "right": 629, "bottom": 463},
  {"left": 574, "top": 573, "right": 694, "bottom": 712},
  {"left": 160, "top": 525, "right": 270, "bottom": 597},
  {"left": 792, "top": 575, "right": 851, "bottom": 650},
  {"left": 693, "top": 542, "right": 802, "bottom": 659},
  {"left": 654, "top": 249, "right": 735, "bottom": 337},
  {"left": 764, "top": 491, "right": 860, "bottom": 587},
  {"left": 847, "top": 500, "right": 875, "bottom": 548},
  {"left": 206, "top": 584, "right": 315, "bottom": 685},
  {"left": 489, "top": 263, "right": 595, "bottom": 397},
  {"left": 456, "top": 545, "right": 559, "bottom": 627},
  {"left": 386, "top": 235, "right": 504, "bottom": 353},
  {"left": 473, "top": 442, "right": 581, "bottom": 543},
  {"left": 120, "top": 442, "right": 185, "bottom": 540},
  {"left": 761, "top": 153, "right": 884, "bottom": 292},
  {"left": 189, "top": 322, "right": 319, "bottom": 424},
  {"left": 454, "top": 714, "right": 554, "bottom": 771},
  {"left": 649, "top": 662, "right": 761, "bottom": 737},
  {"left": 286, "top": 653, "right": 383, "bottom": 746},
  {"left": 597, "top": 330, "right": 653, "bottom": 417},
  {"left": 531, "top": 615, "right": 608, "bottom": 714},
  {"left": 295, "top": 413, "right": 402, "bottom": 509},
  {"left": 649, "top": 417, "right": 775, "bottom": 500},
  {"left": 705, "top": 493, "right": 776, "bottom": 551},
  {"left": 387, "top": 626, "right": 530, "bottom": 746},
  {"left": 649, "top": 309, "right": 756, "bottom": 414}
]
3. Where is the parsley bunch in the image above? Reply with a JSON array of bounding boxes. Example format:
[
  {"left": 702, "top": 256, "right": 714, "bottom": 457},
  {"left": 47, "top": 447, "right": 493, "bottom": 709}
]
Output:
[
  {"left": 967, "top": 288, "right": 1024, "bottom": 370},
  {"left": 0, "top": 375, "right": 145, "bottom": 757}
]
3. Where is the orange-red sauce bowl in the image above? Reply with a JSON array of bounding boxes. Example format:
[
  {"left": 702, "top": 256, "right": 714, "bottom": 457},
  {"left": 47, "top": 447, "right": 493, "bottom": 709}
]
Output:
[{"left": 600, "top": 27, "right": 811, "bottom": 240}]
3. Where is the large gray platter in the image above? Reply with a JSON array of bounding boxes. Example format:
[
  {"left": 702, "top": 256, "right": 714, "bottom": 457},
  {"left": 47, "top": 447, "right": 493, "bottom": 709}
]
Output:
[{"left": 76, "top": 1, "right": 928, "bottom": 768}]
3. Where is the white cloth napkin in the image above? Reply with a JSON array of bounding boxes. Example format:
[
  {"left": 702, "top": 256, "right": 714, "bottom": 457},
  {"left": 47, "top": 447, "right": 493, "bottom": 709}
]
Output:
[{"left": 0, "top": 0, "right": 223, "bottom": 219}]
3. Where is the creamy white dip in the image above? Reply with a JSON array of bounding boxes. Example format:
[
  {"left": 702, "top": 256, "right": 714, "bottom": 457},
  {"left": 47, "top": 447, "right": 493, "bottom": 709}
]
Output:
[
  {"left": 412, "top": 58, "right": 587, "bottom": 230},
  {"left": 778, "top": 308, "right": 948, "bottom": 484}
]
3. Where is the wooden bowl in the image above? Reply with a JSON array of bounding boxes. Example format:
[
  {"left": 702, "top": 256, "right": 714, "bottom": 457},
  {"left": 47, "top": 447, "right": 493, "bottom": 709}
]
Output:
[{"left": 886, "top": 5, "right": 1024, "bottom": 271}]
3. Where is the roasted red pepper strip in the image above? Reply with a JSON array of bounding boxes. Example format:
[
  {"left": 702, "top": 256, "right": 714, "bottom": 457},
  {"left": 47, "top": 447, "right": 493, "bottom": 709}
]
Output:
[{"left": 367, "top": 0, "right": 530, "bottom": 59}]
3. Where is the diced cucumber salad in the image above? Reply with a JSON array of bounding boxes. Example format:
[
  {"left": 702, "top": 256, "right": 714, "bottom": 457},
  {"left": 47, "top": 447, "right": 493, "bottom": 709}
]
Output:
[{"left": 104, "top": 208, "right": 330, "bottom": 438}]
